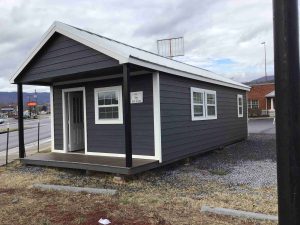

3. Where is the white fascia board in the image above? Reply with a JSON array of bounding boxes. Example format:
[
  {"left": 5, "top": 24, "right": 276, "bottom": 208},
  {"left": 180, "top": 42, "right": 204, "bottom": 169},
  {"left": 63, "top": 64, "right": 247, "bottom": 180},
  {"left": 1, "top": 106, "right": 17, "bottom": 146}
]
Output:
[
  {"left": 54, "top": 22, "right": 129, "bottom": 63},
  {"left": 128, "top": 57, "right": 251, "bottom": 91},
  {"left": 9, "top": 21, "right": 128, "bottom": 84}
]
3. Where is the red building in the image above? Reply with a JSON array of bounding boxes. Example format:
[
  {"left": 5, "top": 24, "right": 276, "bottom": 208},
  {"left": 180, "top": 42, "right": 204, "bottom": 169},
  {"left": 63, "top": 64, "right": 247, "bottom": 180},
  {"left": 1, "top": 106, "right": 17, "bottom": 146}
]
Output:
[{"left": 245, "top": 76, "right": 275, "bottom": 117}]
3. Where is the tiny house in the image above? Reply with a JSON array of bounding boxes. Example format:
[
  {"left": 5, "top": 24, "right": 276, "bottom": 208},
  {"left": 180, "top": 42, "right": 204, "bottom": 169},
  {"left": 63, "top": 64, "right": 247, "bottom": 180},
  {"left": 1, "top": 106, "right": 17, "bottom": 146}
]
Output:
[{"left": 11, "top": 22, "right": 250, "bottom": 175}]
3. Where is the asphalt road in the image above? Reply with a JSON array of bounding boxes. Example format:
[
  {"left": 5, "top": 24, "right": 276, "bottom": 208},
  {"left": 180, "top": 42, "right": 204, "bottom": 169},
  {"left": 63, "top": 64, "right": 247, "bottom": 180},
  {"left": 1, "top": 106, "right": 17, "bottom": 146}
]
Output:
[
  {"left": 248, "top": 118, "right": 276, "bottom": 134},
  {"left": 0, "top": 117, "right": 51, "bottom": 152}
]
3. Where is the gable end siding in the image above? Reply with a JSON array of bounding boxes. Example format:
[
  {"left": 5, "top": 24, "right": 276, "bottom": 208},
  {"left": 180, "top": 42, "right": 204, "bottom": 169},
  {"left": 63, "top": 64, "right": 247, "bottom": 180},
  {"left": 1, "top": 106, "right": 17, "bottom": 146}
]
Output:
[
  {"left": 159, "top": 73, "right": 247, "bottom": 162},
  {"left": 17, "top": 33, "right": 119, "bottom": 83}
]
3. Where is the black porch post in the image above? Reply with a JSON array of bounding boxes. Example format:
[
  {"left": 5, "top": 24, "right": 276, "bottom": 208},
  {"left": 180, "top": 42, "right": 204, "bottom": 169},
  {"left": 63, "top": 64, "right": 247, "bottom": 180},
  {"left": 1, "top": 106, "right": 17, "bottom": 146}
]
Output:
[
  {"left": 273, "top": 0, "right": 300, "bottom": 224},
  {"left": 123, "top": 64, "right": 132, "bottom": 167},
  {"left": 17, "top": 83, "right": 25, "bottom": 158}
]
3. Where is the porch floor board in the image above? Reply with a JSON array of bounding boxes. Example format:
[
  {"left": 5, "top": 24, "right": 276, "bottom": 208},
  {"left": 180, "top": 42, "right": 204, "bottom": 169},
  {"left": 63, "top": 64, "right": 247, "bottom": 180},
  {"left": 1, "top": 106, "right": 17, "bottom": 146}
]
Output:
[{"left": 21, "top": 153, "right": 159, "bottom": 175}]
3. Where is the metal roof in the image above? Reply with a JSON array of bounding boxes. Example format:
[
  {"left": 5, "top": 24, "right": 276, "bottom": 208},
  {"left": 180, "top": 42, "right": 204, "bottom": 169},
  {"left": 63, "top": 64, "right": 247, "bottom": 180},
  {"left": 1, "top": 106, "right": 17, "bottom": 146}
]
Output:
[{"left": 10, "top": 21, "right": 250, "bottom": 91}]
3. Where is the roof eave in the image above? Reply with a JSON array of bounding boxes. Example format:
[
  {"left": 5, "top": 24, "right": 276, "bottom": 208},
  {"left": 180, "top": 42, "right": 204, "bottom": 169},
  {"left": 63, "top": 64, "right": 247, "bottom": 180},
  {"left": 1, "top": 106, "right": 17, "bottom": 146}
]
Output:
[
  {"left": 128, "top": 57, "right": 250, "bottom": 91},
  {"left": 9, "top": 21, "right": 129, "bottom": 84}
]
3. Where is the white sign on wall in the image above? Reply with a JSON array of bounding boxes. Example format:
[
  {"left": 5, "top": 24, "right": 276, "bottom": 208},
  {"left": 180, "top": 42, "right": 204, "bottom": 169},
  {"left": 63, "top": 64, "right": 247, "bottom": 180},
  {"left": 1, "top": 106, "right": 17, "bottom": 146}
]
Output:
[{"left": 130, "top": 91, "right": 143, "bottom": 104}]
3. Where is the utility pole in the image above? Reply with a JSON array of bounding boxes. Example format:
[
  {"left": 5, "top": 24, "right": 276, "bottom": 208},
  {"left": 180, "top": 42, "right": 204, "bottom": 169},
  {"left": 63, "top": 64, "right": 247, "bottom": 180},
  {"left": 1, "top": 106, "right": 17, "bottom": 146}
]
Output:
[
  {"left": 273, "top": 0, "right": 300, "bottom": 224},
  {"left": 261, "top": 41, "right": 267, "bottom": 79}
]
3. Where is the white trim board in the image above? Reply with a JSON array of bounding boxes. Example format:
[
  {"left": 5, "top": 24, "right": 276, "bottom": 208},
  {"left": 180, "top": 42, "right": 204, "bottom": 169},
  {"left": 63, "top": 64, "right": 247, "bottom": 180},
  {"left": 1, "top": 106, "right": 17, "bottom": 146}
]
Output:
[
  {"left": 129, "top": 57, "right": 250, "bottom": 91},
  {"left": 153, "top": 72, "right": 162, "bottom": 163},
  {"left": 50, "top": 86, "right": 55, "bottom": 151},
  {"left": 10, "top": 21, "right": 250, "bottom": 92},
  {"left": 52, "top": 70, "right": 150, "bottom": 86},
  {"left": 51, "top": 150, "right": 156, "bottom": 160},
  {"left": 85, "top": 152, "right": 157, "bottom": 160}
]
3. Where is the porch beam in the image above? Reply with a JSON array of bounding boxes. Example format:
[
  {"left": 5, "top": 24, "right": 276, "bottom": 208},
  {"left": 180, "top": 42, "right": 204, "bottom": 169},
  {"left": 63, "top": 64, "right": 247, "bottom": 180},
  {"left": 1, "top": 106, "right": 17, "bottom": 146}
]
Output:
[
  {"left": 123, "top": 64, "right": 132, "bottom": 167},
  {"left": 17, "top": 83, "right": 25, "bottom": 158}
]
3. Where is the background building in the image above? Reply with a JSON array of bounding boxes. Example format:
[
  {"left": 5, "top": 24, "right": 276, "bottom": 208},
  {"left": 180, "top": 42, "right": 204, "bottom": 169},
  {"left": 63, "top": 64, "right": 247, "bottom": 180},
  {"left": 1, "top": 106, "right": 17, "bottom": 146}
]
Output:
[{"left": 245, "top": 76, "right": 275, "bottom": 117}]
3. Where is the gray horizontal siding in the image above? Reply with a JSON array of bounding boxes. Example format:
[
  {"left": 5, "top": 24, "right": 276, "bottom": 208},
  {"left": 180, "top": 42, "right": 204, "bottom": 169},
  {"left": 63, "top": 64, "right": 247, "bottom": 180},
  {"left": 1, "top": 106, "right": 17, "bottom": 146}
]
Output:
[
  {"left": 17, "top": 33, "right": 119, "bottom": 83},
  {"left": 159, "top": 73, "right": 247, "bottom": 162},
  {"left": 53, "top": 87, "right": 63, "bottom": 150},
  {"left": 53, "top": 74, "right": 154, "bottom": 156}
]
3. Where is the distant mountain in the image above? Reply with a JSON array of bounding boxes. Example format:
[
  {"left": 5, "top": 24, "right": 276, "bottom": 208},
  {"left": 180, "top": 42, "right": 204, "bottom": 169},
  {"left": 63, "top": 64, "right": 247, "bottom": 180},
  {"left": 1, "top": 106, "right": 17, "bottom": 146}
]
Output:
[{"left": 0, "top": 92, "right": 50, "bottom": 106}]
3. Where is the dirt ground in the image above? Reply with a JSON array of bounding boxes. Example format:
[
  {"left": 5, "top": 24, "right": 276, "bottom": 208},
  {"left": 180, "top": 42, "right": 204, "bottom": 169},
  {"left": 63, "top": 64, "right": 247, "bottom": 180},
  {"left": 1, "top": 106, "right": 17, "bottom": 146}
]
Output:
[{"left": 0, "top": 135, "right": 278, "bottom": 225}]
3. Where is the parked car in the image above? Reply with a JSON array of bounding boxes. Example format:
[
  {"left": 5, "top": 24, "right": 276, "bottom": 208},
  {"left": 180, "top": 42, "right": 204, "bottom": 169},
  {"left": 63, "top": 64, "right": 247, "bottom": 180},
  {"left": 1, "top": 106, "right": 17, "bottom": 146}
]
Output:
[{"left": 0, "top": 118, "right": 5, "bottom": 124}]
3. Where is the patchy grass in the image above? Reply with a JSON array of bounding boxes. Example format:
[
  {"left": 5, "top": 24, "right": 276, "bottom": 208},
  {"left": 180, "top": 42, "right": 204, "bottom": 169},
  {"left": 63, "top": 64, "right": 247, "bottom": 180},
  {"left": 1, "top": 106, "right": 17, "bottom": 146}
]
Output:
[
  {"left": 0, "top": 160, "right": 278, "bottom": 225},
  {"left": 0, "top": 127, "right": 32, "bottom": 134},
  {"left": 209, "top": 168, "right": 230, "bottom": 176}
]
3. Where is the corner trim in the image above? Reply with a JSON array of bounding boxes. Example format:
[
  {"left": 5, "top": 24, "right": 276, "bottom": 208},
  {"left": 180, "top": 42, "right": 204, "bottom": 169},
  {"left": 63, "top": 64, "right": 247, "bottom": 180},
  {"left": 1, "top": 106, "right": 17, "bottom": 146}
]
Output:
[
  {"left": 153, "top": 72, "right": 162, "bottom": 163},
  {"left": 50, "top": 86, "right": 55, "bottom": 151}
]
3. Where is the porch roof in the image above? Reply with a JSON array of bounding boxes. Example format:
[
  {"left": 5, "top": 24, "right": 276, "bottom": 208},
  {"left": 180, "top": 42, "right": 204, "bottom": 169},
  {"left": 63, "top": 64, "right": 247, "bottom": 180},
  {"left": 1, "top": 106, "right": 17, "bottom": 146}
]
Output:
[
  {"left": 266, "top": 90, "right": 275, "bottom": 97},
  {"left": 10, "top": 21, "right": 249, "bottom": 91},
  {"left": 21, "top": 153, "right": 159, "bottom": 175}
]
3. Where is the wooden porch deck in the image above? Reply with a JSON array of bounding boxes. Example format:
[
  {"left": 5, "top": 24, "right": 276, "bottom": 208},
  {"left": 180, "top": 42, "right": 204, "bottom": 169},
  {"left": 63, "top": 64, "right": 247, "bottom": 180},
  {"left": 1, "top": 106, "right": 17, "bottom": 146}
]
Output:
[{"left": 21, "top": 153, "right": 159, "bottom": 175}]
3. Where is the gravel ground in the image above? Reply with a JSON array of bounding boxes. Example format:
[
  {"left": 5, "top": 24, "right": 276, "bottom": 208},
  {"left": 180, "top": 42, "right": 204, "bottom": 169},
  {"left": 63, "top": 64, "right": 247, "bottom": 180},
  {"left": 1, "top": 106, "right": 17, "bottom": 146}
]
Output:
[
  {"left": 13, "top": 134, "right": 277, "bottom": 189},
  {"left": 156, "top": 133, "right": 277, "bottom": 188}
]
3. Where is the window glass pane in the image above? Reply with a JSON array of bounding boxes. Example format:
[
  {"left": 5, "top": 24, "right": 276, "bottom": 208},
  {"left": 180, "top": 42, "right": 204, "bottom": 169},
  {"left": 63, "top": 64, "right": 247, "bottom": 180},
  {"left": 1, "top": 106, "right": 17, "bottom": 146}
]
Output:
[
  {"left": 193, "top": 92, "right": 203, "bottom": 104},
  {"left": 194, "top": 105, "right": 204, "bottom": 117},
  {"left": 247, "top": 100, "right": 251, "bottom": 109},
  {"left": 98, "top": 91, "right": 118, "bottom": 106},
  {"left": 98, "top": 93, "right": 105, "bottom": 105},
  {"left": 111, "top": 106, "right": 119, "bottom": 118},
  {"left": 98, "top": 106, "right": 119, "bottom": 119},
  {"left": 112, "top": 92, "right": 118, "bottom": 104},
  {"left": 207, "top": 93, "right": 215, "bottom": 104},
  {"left": 251, "top": 100, "right": 259, "bottom": 109},
  {"left": 207, "top": 106, "right": 216, "bottom": 116},
  {"left": 104, "top": 92, "right": 113, "bottom": 105},
  {"left": 238, "top": 98, "right": 242, "bottom": 106},
  {"left": 239, "top": 106, "right": 243, "bottom": 115}
]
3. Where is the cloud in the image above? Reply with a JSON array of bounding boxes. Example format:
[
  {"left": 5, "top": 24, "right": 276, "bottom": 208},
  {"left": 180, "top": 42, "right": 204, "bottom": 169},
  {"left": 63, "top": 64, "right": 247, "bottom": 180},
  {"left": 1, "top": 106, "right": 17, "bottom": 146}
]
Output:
[{"left": 0, "top": 0, "right": 275, "bottom": 92}]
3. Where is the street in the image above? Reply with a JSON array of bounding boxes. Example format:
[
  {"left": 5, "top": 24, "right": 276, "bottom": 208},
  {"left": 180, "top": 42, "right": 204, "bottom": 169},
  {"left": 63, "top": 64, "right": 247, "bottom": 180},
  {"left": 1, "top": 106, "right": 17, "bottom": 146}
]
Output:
[
  {"left": 248, "top": 118, "right": 276, "bottom": 134},
  {"left": 0, "top": 116, "right": 51, "bottom": 152}
]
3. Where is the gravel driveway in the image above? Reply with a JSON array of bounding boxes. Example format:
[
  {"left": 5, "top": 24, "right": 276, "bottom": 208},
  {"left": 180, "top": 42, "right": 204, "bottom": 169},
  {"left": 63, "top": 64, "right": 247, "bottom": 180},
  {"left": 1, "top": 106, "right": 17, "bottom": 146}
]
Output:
[{"left": 148, "top": 134, "right": 277, "bottom": 189}]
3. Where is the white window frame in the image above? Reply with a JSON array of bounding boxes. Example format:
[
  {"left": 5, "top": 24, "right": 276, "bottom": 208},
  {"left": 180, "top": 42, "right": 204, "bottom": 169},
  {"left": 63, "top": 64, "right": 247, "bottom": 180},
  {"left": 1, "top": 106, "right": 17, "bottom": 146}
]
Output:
[
  {"left": 205, "top": 90, "right": 217, "bottom": 119},
  {"left": 191, "top": 87, "right": 217, "bottom": 121},
  {"left": 94, "top": 86, "right": 123, "bottom": 124},
  {"left": 237, "top": 94, "right": 244, "bottom": 118},
  {"left": 251, "top": 99, "right": 259, "bottom": 109}
]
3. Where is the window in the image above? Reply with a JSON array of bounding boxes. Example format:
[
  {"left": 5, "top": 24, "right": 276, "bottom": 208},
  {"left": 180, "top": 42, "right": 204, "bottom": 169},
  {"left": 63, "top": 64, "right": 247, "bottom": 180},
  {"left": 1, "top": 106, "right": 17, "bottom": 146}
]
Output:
[
  {"left": 248, "top": 99, "right": 259, "bottom": 109},
  {"left": 191, "top": 87, "right": 217, "bottom": 120},
  {"left": 206, "top": 91, "right": 217, "bottom": 118},
  {"left": 94, "top": 86, "right": 123, "bottom": 124},
  {"left": 237, "top": 94, "right": 243, "bottom": 117},
  {"left": 247, "top": 100, "right": 252, "bottom": 109},
  {"left": 251, "top": 99, "right": 259, "bottom": 109}
]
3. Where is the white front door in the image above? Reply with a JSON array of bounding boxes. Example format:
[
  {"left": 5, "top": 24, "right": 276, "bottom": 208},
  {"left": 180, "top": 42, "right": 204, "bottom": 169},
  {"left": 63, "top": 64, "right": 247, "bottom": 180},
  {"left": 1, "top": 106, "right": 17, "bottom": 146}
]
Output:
[{"left": 67, "top": 91, "right": 84, "bottom": 151}]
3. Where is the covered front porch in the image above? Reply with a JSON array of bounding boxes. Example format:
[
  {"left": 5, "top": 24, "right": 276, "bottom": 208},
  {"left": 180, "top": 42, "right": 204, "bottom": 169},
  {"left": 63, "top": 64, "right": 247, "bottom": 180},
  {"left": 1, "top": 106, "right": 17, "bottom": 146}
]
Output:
[
  {"left": 16, "top": 62, "right": 160, "bottom": 173},
  {"left": 21, "top": 152, "right": 159, "bottom": 175},
  {"left": 264, "top": 91, "right": 275, "bottom": 117}
]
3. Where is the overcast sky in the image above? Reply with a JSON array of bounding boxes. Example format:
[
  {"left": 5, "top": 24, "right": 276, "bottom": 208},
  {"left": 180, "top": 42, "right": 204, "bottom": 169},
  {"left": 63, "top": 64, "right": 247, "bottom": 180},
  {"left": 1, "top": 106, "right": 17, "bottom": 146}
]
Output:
[{"left": 0, "top": 0, "right": 274, "bottom": 92}]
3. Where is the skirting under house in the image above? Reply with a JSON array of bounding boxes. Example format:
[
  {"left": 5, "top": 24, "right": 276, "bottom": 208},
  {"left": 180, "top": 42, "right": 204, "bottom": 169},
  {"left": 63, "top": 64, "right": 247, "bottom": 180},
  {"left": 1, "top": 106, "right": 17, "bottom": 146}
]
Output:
[{"left": 11, "top": 21, "right": 250, "bottom": 175}]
